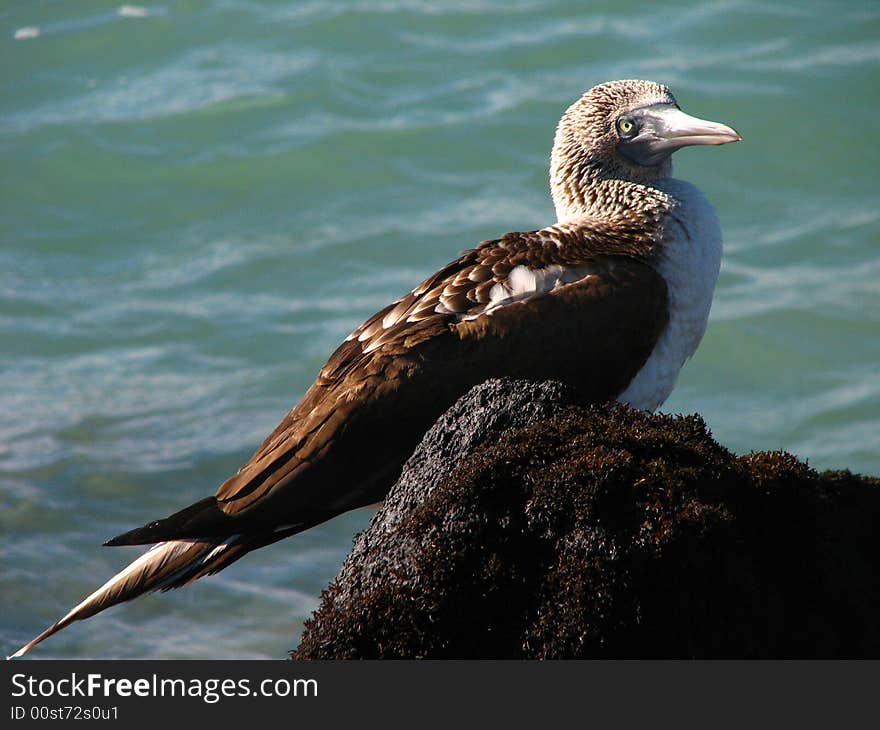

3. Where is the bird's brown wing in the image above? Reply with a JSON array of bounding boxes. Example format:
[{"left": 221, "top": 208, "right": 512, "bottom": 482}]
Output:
[{"left": 207, "top": 224, "right": 668, "bottom": 528}]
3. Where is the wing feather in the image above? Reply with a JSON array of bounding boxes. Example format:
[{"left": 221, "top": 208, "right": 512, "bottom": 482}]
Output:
[{"left": 210, "top": 219, "right": 665, "bottom": 521}]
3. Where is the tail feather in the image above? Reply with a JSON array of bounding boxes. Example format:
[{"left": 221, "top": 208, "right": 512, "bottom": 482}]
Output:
[
  {"left": 8, "top": 536, "right": 242, "bottom": 659},
  {"left": 8, "top": 515, "right": 316, "bottom": 659},
  {"left": 103, "top": 496, "right": 233, "bottom": 546}
]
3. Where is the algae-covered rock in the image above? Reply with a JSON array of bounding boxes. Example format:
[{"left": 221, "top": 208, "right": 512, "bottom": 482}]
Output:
[{"left": 294, "top": 379, "right": 880, "bottom": 659}]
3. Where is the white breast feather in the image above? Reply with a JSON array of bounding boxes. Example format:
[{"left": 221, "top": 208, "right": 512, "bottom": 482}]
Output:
[{"left": 617, "top": 179, "right": 723, "bottom": 411}]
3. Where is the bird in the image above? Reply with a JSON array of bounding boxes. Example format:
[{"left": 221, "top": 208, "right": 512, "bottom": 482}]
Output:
[{"left": 9, "top": 79, "right": 739, "bottom": 658}]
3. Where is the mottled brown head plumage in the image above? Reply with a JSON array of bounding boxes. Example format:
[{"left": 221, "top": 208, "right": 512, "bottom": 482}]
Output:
[
  {"left": 551, "top": 80, "right": 678, "bottom": 221},
  {"left": 550, "top": 80, "right": 740, "bottom": 223}
]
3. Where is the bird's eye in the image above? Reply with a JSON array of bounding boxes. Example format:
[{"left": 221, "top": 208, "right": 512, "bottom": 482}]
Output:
[{"left": 616, "top": 117, "right": 636, "bottom": 137}]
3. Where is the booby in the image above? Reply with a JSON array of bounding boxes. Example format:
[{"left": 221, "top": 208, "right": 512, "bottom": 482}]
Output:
[{"left": 10, "top": 79, "right": 739, "bottom": 658}]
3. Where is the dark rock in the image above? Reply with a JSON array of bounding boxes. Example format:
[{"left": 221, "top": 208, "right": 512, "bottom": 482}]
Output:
[{"left": 293, "top": 378, "right": 880, "bottom": 659}]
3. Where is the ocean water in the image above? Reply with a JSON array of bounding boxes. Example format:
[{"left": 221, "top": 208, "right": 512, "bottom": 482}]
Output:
[{"left": 1, "top": 0, "right": 878, "bottom": 658}]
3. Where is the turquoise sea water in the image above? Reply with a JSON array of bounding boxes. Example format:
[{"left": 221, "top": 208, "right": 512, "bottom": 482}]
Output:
[{"left": 1, "top": 1, "right": 878, "bottom": 658}]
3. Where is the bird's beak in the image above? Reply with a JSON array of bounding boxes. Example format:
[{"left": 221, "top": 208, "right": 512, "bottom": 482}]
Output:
[{"left": 620, "top": 104, "right": 741, "bottom": 167}]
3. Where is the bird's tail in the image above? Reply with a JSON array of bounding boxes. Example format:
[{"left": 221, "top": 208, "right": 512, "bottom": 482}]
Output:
[{"left": 8, "top": 534, "right": 251, "bottom": 659}]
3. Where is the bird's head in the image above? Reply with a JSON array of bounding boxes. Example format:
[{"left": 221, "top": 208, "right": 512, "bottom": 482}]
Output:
[{"left": 550, "top": 79, "right": 740, "bottom": 220}]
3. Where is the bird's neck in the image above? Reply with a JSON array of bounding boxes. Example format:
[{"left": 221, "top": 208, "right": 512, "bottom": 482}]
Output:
[
  {"left": 549, "top": 131, "right": 674, "bottom": 225},
  {"left": 551, "top": 173, "right": 675, "bottom": 232}
]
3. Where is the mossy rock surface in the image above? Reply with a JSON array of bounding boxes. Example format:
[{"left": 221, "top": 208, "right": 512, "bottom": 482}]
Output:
[{"left": 294, "top": 379, "right": 880, "bottom": 659}]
